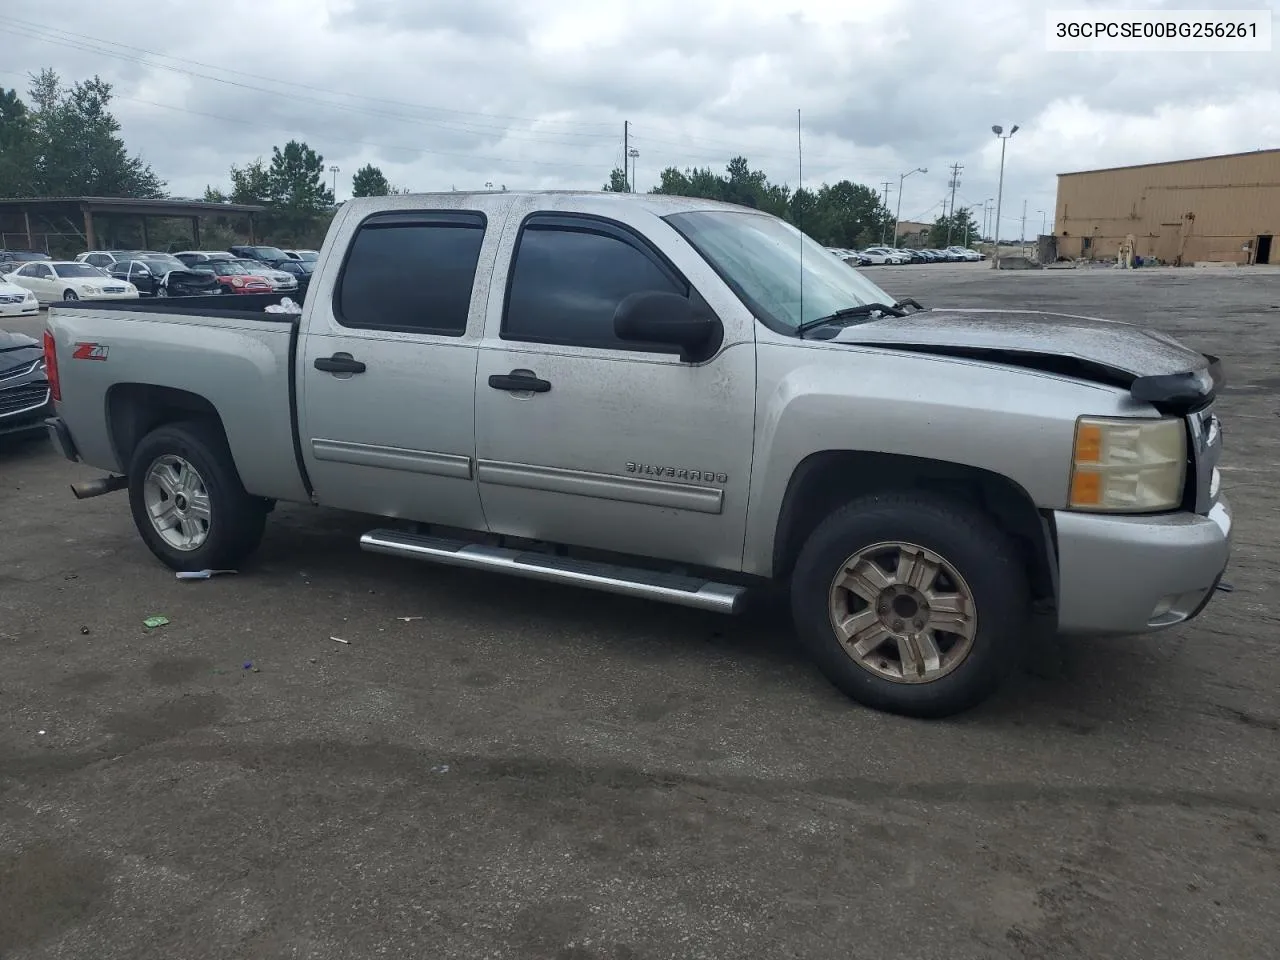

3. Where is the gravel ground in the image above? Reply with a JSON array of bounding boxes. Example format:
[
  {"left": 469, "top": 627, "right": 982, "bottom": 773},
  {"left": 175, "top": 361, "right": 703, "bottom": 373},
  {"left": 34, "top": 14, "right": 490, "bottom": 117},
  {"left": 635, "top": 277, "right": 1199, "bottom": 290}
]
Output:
[{"left": 1, "top": 263, "right": 1277, "bottom": 960}]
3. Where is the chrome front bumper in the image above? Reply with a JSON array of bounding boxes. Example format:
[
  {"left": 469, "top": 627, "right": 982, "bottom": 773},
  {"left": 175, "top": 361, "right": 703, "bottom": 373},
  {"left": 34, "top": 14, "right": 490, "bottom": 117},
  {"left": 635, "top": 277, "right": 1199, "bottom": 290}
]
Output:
[{"left": 1054, "top": 496, "right": 1231, "bottom": 635}]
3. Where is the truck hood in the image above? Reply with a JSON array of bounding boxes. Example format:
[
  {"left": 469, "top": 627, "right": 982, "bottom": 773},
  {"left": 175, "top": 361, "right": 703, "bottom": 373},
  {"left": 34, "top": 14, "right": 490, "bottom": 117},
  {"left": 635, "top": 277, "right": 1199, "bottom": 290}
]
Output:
[{"left": 831, "top": 308, "right": 1223, "bottom": 412}]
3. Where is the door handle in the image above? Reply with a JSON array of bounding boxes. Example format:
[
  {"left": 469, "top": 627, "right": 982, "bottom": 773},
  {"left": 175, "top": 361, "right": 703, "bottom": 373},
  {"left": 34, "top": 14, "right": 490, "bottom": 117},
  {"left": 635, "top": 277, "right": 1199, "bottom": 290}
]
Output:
[
  {"left": 314, "top": 354, "right": 366, "bottom": 374},
  {"left": 488, "top": 369, "right": 551, "bottom": 393}
]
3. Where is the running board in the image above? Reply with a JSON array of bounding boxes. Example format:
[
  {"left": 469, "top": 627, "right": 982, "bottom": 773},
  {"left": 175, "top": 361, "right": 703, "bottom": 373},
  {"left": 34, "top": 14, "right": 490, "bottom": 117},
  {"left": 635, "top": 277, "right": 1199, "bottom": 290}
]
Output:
[{"left": 359, "top": 529, "right": 746, "bottom": 614}]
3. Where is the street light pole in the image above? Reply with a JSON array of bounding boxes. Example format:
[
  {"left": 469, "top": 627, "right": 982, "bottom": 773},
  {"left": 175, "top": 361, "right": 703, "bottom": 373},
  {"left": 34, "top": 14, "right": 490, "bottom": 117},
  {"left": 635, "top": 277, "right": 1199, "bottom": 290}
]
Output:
[
  {"left": 893, "top": 167, "right": 927, "bottom": 249},
  {"left": 628, "top": 147, "right": 639, "bottom": 193},
  {"left": 990, "top": 125, "right": 1018, "bottom": 268},
  {"left": 329, "top": 165, "right": 340, "bottom": 201}
]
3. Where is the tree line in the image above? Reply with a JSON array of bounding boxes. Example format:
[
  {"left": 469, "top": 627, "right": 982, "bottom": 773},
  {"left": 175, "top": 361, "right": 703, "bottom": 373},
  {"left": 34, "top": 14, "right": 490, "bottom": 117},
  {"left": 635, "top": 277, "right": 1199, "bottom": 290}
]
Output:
[
  {"left": 606, "top": 158, "right": 982, "bottom": 249},
  {"left": 0, "top": 68, "right": 981, "bottom": 253}
]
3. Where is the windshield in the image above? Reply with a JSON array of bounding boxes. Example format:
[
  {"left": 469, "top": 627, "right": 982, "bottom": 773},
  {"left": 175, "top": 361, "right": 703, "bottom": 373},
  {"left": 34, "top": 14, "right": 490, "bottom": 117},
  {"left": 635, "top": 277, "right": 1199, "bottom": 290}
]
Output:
[
  {"left": 231, "top": 259, "right": 271, "bottom": 272},
  {"left": 138, "top": 257, "right": 183, "bottom": 272},
  {"left": 53, "top": 263, "right": 108, "bottom": 278},
  {"left": 665, "top": 210, "right": 895, "bottom": 333},
  {"left": 207, "top": 261, "right": 249, "bottom": 275},
  {"left": 293, "top": 250, "right": 318, "bottom": 261},
  {"left": 247, "top": 246, "right": 287, "bottom": 261}
]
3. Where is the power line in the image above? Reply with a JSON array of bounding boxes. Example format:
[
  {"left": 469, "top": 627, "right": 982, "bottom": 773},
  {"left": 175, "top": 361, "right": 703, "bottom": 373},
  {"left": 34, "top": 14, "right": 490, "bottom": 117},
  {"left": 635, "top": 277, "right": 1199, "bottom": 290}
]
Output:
[
  {"left": 5, "top": 17, "right": 618, "bottom": 131},
  {"left": 0, "top": 68, "right": 614, "bottom": 173},
  {"left": 6, "top": 22, "right": 617, "bottom": 149}
]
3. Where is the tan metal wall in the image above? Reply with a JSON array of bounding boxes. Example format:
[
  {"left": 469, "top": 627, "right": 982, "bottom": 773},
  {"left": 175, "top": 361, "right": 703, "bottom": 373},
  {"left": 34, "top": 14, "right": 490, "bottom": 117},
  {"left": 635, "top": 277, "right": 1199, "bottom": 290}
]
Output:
[{"left": 1054, "top": 151, "right": 1280, "bottom": 264}]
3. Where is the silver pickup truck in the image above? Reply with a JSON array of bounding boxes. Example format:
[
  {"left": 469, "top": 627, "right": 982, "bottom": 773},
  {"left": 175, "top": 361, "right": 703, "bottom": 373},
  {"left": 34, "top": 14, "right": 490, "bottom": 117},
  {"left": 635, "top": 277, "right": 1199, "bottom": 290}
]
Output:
[{"left": 41, "top": 192, "right": 1231, "bottom": 717}]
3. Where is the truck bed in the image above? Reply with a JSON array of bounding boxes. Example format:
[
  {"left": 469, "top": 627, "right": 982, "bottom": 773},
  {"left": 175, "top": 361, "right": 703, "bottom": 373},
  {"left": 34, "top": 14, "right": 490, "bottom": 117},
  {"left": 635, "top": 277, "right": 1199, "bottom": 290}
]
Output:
[{"left": 46, "top": 299, "right": 311, "bottom": 504}]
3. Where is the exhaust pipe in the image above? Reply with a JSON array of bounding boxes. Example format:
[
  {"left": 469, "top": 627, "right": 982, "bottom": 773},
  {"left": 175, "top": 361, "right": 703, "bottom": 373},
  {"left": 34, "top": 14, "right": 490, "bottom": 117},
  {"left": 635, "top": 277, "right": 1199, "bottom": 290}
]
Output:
[{"left": 70, "top": 475, "right": 128, "bottom": 499}]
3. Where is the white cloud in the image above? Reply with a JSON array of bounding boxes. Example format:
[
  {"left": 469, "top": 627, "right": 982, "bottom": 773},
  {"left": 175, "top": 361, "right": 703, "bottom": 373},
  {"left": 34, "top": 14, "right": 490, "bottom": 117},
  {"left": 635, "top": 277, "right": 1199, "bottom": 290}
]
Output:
[{"left": 3, "top": 0, "right": 1277, "bottom": 239}]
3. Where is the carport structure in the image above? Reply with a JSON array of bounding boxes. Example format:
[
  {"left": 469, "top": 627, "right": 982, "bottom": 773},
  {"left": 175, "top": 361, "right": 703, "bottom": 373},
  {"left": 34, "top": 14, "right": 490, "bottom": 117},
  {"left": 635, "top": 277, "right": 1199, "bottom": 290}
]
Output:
[{"left": 0, "top": 196, "right": 267, "bottom": 254}]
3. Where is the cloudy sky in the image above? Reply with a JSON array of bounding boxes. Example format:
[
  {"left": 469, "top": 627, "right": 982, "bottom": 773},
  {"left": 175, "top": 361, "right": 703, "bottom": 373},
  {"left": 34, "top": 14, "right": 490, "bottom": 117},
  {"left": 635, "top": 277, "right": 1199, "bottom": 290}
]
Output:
[{"left": 5, "top": 0, "right": 1279, "bottom": 240}]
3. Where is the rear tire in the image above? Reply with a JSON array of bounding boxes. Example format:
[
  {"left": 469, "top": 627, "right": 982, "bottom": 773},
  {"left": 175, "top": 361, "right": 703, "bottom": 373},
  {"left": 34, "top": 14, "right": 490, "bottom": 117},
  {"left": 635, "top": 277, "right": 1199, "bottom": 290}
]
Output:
[
  {"left": 127, "top": 420, "right": 267, "bottom": 571},
  {"left": 790, "top": 492, "right": 1029, "bottom": 718}
]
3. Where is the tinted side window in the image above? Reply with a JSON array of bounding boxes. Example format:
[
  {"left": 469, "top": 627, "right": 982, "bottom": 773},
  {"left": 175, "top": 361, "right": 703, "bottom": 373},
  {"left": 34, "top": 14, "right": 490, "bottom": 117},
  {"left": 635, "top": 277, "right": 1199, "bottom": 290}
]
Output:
[
  {"left": 336, "top": 212, "right": 485, "bottom": 336},
  {"left": 503, "top": 222, "right": 684, "bottom": 349}
]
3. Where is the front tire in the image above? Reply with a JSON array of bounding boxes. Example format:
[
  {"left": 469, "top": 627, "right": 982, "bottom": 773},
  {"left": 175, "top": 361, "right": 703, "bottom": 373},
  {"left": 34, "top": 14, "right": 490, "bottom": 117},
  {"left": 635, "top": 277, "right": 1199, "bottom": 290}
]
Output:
[
  {"left": 790, "top": 493, "right": 1030, "bottom": 718},
  {"left": 156, "top": 286, "right": 168, "bottom": 298},
  {"left": 63, "top": 289, "right": 78, "bottom": 301},
  {"left": 127, "top": 420, "right": 267, "bottom": 571}
]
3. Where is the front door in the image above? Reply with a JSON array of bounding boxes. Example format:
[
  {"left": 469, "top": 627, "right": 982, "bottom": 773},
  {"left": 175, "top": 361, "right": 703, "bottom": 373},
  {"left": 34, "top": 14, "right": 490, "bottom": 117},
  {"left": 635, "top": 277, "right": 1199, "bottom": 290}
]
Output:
[
  {"left": 297, "top": 206, "right": 503, "bottom": 530},
  {"left": 473, "top": 209, "right": 757, "bottom": 573}
]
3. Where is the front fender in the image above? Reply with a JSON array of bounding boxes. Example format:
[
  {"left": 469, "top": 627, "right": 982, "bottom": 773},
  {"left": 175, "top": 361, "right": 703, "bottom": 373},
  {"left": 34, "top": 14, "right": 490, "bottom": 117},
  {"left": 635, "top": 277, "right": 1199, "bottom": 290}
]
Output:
[{"left": 740, "top": 340, "right": 1147, "bottom": 577}]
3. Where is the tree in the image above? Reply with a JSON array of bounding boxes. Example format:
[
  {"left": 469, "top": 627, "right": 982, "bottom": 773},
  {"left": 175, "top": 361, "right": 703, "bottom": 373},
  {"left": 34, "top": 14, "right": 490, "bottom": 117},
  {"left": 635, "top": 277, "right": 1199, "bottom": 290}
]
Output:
[
  {"left": 203, "top": 185, "right": 227, "bottom": 203},
  {"left": 267, "top": 140, "right": 333, "bottom": 211},
  {"left": 928, "top": 206, "right": 982, "bottom": 247},
  {"left": 22, "top": 69, "right": 164, "bottom": 198},
  {"left": 228, "top": 158, "right": 270, "bottom": 204},
  {"left": 351, "top": 163, "right": 391, "bottom": 197},
  {"left": 602, "top": 167, "right": 630, "bottom": 192},
  {"left": 0, "top": 87, "right": 35, "bottom": 198}
]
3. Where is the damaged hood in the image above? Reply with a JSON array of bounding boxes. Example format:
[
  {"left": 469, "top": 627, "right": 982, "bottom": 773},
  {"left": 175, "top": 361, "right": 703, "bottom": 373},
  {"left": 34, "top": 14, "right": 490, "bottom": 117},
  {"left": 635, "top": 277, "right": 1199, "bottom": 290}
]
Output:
[{"left": 831, "top": 308, "right": 1222, "bottom": 411}]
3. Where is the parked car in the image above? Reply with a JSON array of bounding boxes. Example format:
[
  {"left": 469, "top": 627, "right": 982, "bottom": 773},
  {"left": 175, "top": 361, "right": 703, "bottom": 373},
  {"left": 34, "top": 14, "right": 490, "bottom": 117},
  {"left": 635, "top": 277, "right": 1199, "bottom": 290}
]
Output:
[
  {"left": 266, "top": 258, "right": 314, "bottom": 298},
  {"left": 184, "top": 260, "right": 274, "bottom": 295},
  {"left": 223, "top": 258, "right": 298, "bottom": 293},
  {"left": 108, "top": 257, "right": 221, "bottom": 298},
  {"left": 896, "top": 249, "right": 928, "bottom": 263},
  {"left": 947, "top": 246, "right": 982, "bottom": 262},
  {"left": 283, "top": 249, "right": 319, "bottom": 262},
  {"left": 4, "top": 260, "right": 139, "bottom": 304},
  {"left": 861, "top": 247, "right": 908, "bottom": 265},
  {"left": 174, "top": 250, "right": 236, "bottom": 267},
  {"left": 856, "top": 248, "right": 895, "bottom": 265},
  {"left": 44, "top": 191, "right": 1231, "bottom": 719},
  {"left": 0, "top": 329, "right": 51, "bottom": 442},
  {"left": 76, "top": 250, "right": 134, "bottom": 269},
  {"left": 0, "top": 278, "right": 39, "bottom": 318},
  {"left": 0, "top": 250, "right": 51, "bottom": 273},
  {"left": 229, "top": 244, "right": 291, "bottom": 264}
]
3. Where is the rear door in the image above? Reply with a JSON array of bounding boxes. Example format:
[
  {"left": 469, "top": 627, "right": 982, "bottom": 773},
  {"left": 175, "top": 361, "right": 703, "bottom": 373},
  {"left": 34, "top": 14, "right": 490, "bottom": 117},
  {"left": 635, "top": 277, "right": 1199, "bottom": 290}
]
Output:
[{"left": 297, "top": 205, "right": 501, "bottom": 529}]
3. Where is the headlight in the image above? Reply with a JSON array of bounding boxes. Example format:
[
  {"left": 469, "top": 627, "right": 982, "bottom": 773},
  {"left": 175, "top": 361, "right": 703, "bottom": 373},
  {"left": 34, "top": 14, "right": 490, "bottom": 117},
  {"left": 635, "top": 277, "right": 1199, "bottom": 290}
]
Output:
[
  {"left": 24, "top": 290, "right": 35, "bottom": 301},
  {"left": 1068, "top": 416, "right": 1186, "bottom": 512},
  {"left": 82, "top": 285, "right": 101, "bottom": 295}
]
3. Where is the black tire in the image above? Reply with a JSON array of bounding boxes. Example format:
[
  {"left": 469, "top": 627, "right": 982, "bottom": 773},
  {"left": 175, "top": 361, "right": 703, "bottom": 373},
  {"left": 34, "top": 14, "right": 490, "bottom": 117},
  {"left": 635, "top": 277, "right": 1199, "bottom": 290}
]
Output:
[
  {"left": 63, "top": 289, "right": 78, "bottom": 301},
  {"left": 156, "top": 285, "right": 168, "bottom": 298},
  {"left": 127, "top": 420, "right": 267, "bottom": 571},
  {"left": 790, "top": 493, "right": 1029, "bottom": 718},
  {"left": 220, "top": 284, "right": 233, "bottom": 295}
]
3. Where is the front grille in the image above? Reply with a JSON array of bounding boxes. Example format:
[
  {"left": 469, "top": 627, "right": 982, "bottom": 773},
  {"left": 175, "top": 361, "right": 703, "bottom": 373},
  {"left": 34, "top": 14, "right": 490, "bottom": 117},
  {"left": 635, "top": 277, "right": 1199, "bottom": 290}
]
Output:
[
  {"left": 103, "top": 286, "right": 127, "bottom": 293},
  {"left": 0, "top": 294, "right": 23, "bottom": 304},
  {"left": 0, "top": 359, "right": 40, "bottom": 381},
  {"left": 0, "top": 384, "right": 50, "bottom": 416}
]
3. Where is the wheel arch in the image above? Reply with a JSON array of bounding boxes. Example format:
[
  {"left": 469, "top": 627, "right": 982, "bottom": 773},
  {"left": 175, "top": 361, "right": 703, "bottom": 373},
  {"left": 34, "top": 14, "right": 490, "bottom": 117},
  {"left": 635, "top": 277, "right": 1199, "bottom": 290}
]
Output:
[
  {"left": 106, "top": 383, "right": 228, "bottom": 472},
  {"left": 771, "top": 450, "right": 1057, "bottom": 605}
]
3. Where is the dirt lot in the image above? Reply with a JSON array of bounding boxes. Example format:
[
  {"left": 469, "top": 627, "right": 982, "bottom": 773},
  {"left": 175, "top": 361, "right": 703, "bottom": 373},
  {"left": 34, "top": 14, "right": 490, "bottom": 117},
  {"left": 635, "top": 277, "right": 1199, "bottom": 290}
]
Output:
[{"left": 1, "top": 263, "right": 1277, "bottom": 960}]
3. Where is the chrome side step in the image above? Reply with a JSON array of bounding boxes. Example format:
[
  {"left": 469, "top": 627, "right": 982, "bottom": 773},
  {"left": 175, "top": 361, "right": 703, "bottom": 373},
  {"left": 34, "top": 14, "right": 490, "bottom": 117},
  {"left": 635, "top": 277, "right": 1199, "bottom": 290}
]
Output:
[{"left": 360, "top": 529, "right": 746, "bottom": 614}]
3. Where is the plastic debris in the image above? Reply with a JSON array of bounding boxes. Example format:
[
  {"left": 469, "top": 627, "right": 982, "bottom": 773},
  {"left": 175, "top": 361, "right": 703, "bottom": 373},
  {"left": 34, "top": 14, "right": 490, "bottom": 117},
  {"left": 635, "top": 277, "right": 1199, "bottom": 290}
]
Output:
[
  {"left": 431, "top": 764, "right": 449, "bottom": 774},
  {"left": 38, "top": 730, "right": 46, "bottom": 736},
  {"left": 1216, "top": 581, "right": 1235, "bottom": 593},
  {"left": 176, "top": 569, "right": 238, "bottom": 580},
  {"left": 264, "top": 297, "right": 303, "bottom": 315},
  {"left": 142, "top": 616, "right": 169, "bottom": 629},
  {"left": 79, "top": 626, "right": 90, "bottom": 635},
  {"left": 396, "top": 617, "right": 423, "bottom": 622},
  {"left": 331, "top": 636, "right": 349, "bottom": 644},
  {"left": 243, "top": 661, "right": 253, "bottom": 670}
]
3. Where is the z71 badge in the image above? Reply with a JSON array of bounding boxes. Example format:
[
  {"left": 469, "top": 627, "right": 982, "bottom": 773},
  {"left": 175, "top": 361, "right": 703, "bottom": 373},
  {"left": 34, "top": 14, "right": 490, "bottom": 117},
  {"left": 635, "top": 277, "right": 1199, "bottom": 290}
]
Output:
[
  {"left": 72, "top": 342, "right": 109, "bottom": 361},
  {"left": 626, "top": 462, "right": 728, "bottom": 484}
]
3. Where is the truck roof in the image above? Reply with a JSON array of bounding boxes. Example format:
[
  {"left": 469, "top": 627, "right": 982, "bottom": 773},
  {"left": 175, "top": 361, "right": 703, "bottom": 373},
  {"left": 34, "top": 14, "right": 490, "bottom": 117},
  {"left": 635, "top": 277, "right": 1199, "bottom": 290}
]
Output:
[{"left": 338, "top": 191, "right": 762, "bottom": 218}]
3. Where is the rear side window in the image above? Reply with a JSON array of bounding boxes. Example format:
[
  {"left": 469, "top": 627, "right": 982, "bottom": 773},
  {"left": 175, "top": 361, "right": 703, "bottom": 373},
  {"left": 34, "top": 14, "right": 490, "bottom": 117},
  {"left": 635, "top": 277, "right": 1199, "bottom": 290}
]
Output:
[
  {"left": 502, "top": 216, "right": 686, "bottom": 349},
  {"left": 336, "top": 211, "right": 486, "bottom": 336}
]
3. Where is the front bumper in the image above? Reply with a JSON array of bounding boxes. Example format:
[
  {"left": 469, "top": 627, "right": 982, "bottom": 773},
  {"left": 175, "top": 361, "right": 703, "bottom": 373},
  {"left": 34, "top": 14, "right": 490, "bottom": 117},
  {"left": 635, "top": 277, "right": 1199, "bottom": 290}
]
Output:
[
  {"left": 1054, "top": 496, "right": 1232, "bottom": 635},
  {"left": 0, "top": 391, "right": 53, "bottom": 438},
  {"left": 0, "top": 301, "right": 39, "bottom": 317}
]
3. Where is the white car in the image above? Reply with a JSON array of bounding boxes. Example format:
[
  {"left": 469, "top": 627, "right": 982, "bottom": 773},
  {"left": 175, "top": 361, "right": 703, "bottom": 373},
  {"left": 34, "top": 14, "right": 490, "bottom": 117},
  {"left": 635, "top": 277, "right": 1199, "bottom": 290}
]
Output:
[
  {"left": 4, "top": 260, "right": 140, "bottom": 304},
  {"left": 284, "top": 249, "right": 319, "bottom": 262},
  {"left": 859, "top": 247, "right": 907, "bottom": 265},
  {"left": 946, "top": 246, "right": 982, "bottom": 262},
  {"left": 0, "top": 279, "right": 39, "bottom": 317}
]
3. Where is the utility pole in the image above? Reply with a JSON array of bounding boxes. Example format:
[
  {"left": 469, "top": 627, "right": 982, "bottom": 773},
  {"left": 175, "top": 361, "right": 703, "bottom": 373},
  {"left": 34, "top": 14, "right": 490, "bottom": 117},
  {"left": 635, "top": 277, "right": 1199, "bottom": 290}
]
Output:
[
  {"left": 991, "top": 125, "right": 1018, "bottom": 268},
  {"left": 623, "top": 121, "right": 629, "bottom": 191},
  {"left": 629, "top": 147, "right": 639, "bottom": 193},
  {"left": 1020, "top": 198, "right": 1027, "bottom": 253},
  {"left": 879, "top": 181, "right": 893, "bottom": 244},
  {"left": 945, "top": 162, "right": 963, "bottom": 245}
]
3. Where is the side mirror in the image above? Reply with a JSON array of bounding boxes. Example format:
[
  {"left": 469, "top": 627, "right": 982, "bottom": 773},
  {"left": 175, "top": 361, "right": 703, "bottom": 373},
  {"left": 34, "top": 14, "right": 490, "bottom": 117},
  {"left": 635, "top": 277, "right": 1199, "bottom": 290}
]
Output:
[{"left": 613, "top": 290, "right": 721, "bottom": 362}]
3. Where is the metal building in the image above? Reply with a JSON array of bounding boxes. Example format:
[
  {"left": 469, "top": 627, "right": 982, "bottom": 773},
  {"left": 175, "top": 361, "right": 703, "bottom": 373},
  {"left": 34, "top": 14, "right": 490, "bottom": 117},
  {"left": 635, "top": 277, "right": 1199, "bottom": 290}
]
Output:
[{"left": 1054, "top": 148, "right": 1280, "bottom": 265}]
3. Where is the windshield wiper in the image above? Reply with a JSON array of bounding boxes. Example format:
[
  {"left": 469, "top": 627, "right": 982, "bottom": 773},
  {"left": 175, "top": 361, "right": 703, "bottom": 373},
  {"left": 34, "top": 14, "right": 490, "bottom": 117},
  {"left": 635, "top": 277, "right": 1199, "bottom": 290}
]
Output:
[
  {"left": 796, "top": 302, "right": 905, "bottom": 337},
  {"left": 894, "top": 297, "right": 924, "bottom": 313}
]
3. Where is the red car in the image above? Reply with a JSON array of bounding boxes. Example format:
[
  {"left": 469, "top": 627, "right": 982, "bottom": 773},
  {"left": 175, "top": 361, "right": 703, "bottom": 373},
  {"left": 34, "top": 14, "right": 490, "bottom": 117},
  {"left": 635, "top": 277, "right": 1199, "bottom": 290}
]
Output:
[{"left": 189, "top": 259, "right": 273, "bottom": 295}]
